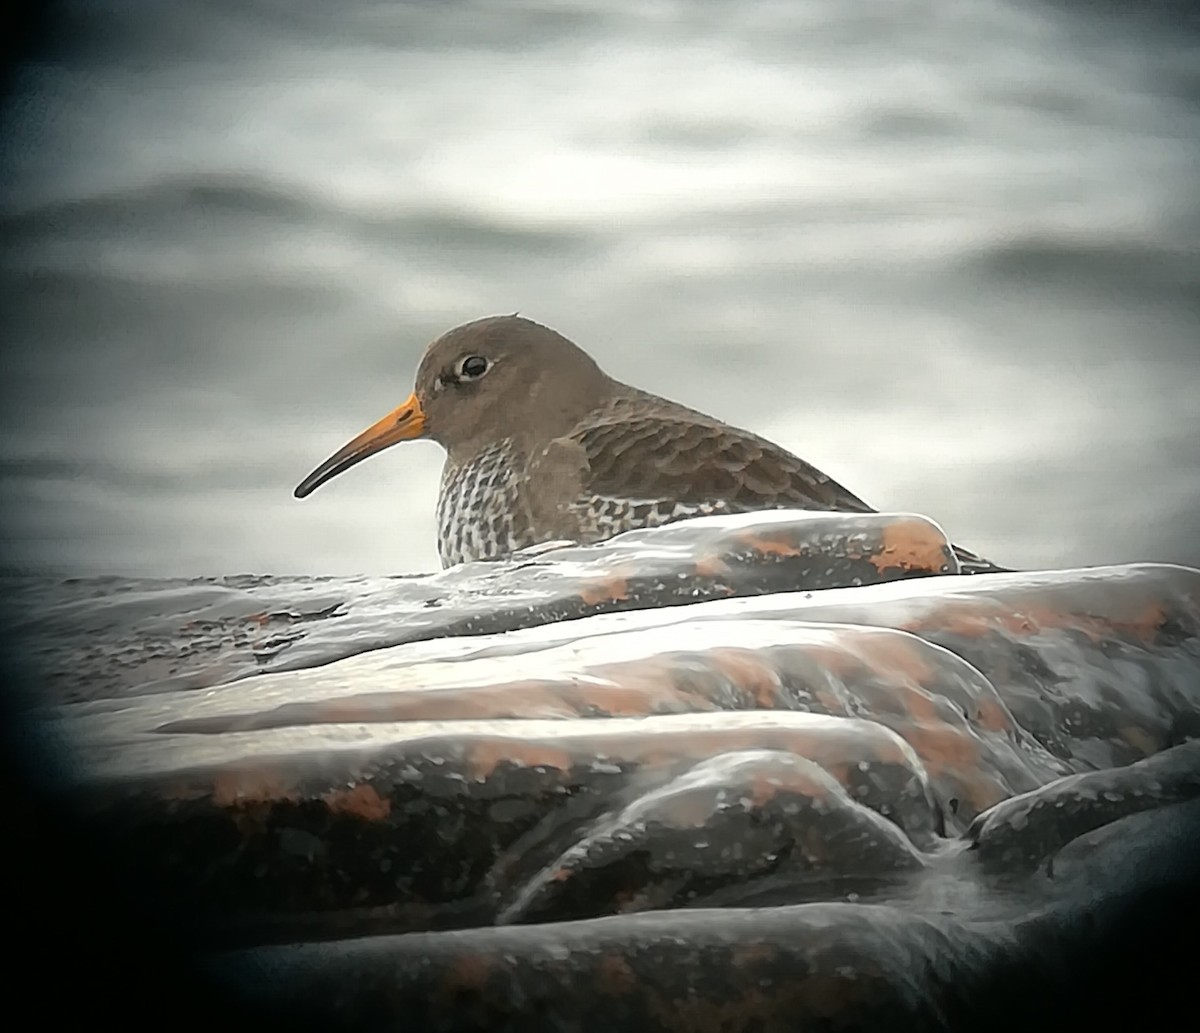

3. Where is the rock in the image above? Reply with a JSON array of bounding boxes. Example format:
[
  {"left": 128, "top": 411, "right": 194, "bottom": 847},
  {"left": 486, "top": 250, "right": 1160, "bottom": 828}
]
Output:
[{"left": 8, "top": 510, "right": 1200, "bottom": 1030}]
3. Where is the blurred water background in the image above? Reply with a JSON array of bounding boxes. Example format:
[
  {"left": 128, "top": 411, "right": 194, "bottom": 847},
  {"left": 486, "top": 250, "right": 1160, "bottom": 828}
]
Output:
[{"left": 1, "top": 0, "right": 1197, "bottom": 577}]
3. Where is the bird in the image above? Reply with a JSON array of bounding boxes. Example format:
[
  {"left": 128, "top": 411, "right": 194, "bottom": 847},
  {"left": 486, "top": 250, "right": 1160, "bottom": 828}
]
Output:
[{"left": 294, "top": 314, "right": 1004, "bottom": 573}]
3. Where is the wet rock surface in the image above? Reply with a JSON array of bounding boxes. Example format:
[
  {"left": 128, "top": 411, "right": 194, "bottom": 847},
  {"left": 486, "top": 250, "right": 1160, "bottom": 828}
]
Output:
[{"left": 7, "top": 510, "right": 1200, "bottom": 1030}]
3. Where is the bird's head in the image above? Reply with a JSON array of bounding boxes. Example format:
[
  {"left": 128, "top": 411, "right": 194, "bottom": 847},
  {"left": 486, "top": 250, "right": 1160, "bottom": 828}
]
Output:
[{"left": 293, "top": 314, "right": 610, "bottom": 498}]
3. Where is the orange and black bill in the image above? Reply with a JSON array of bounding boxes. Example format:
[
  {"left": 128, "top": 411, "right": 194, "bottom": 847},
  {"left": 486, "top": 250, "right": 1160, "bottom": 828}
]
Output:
[{"left": 294, "top": 393, "right": 426, "bottom": 498}]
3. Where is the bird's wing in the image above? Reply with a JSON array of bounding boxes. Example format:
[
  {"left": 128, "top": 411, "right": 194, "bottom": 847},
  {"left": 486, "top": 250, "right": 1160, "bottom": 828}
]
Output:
[
  {"left": 541, "top": 409, "right": 1010, "bottom": 573},
  {"left": 565, "top": 412, "right": 875, "bottom": 514}
]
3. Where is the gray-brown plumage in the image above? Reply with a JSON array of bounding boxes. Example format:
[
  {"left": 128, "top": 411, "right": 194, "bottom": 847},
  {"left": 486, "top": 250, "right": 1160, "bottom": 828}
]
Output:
[{"left": 295, "top": 314, "right": 1001, "bottom": 572}]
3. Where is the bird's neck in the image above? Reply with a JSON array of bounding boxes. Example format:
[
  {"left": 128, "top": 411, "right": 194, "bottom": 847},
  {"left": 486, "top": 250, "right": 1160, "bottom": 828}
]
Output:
[{"left": 444, "top": 436, "right": 524, "bottom": 472}]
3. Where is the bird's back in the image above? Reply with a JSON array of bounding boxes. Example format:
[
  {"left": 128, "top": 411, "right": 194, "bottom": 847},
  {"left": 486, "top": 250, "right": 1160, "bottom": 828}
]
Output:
[{"left": 567, "top": 388, "right": 875, "bottom": 516}]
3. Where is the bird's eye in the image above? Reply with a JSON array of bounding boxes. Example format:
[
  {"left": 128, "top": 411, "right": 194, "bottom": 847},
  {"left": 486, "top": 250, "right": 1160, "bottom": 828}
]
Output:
[{"left": 458, "top": 355, "right": 489, "bottom": 380}]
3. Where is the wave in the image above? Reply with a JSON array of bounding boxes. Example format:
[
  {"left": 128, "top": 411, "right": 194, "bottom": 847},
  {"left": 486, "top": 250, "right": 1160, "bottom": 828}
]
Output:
[
  {"left": 967, "top": 234, "right": 1200, "bottom": 301},
  {"left": 0, "top": 170, "right": 593, "bottom": 257}
]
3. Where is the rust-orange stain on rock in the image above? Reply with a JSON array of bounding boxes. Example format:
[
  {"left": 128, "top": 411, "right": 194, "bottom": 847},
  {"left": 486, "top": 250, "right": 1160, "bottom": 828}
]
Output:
[
  {"left": 975, "top": 696, "right": 1017, "bottom": 734},
  {"left": 604, "top": 724, "right": 911, "bottom": 784},
  {"left": 578, "top": 575, "right": 630, "bottom": 607},
  {"left": 854, "top": 629, "right": 937, "bottom": 685},
  {"left": 812, "top": 685, "right": 850, "bottom": 715},
  {"left": 477, "top": 680, "right": 594, "bottom": 719},
  {"left": 210, "top": 766, "right": 301, "bottom": 808},
  {"left": 568, "top": 678, "right": 694, "bottom": 717},
  {"left": 870, "top": 518, "right": 952, "bottom": 574},
  {"left": 588, "top": 659, "right": 722, "bottom": 715},
  {"left": 706, "top": 648, "right": 788, "bottom": 708},
  {"left": 962, "top": 775, "right": 1011, "bottom": 814},
  {"left": 822, "top": 761, "right": 851, "bottom": 790},
  {"left": 693, "top": 552, "right": 734, "bottom": 579},
  {"left": 750, "top": 767, "right": 831, "bottom": 807},
  {"left": 895, "top": 683, "right": 952, "bottom": 727},
  {"left": 914, "top": 600, "right": 1029, "bottom": 640},
  {"left": 886, "top": 686, "right": 984, "bottom": 751},
  {"left": 799, "top": 641, "right": 858, "bottom": 681},
  {"left": 442, "top": 953, "right": 492, "bottom": 994},
  {"left": 596, "top": 953, "right": 638, "bottom": 995},
  {"left": 994, "top": 600, "right": 1172, "bottom": 647},
  {"left": 917, "top": 599, "right": 1172, "bottom": 646},
  {"left": 732, "top": 530, "right": 807, "bottom": 559},
  {"left": 322, "top": 783, "right": 391, "bottom": 820},
  {"left": 819, "top": 725, "right": 910, "bottom": 771},
  {"left": 465, "top": 740, "right": 575, "bottom": 780},
  {"left": 883, "top": 708, "right": 1007, "bottom": 813},
  {"left": 1104, "top": 602, "right": 1172, "bottom": 645},
  {"left": 342, "top": 672, "right": 702, "bottom": 724},
  {"left": 731, "top": 942, "right": 777, "bottom": 969},
  {"left": 891, "top": 695, "right": 982, "bottom": 774}
]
